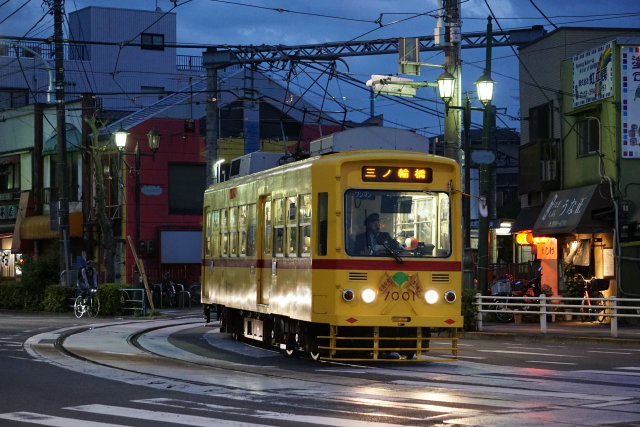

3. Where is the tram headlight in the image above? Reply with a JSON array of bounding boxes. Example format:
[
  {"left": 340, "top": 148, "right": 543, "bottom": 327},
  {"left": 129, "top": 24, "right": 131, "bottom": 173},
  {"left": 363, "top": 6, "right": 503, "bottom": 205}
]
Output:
[
  {"left": 342, "top": 289, "right": 355, "bottom": 302},
  {"left": 361, "top": 288, "right": 376, "bottom": 304},
  {"left": 424, "top": 289, "right": 439, "bottom": 304},
  {"left": 444, "top": 290, "right": 457, "bottom": 303}
]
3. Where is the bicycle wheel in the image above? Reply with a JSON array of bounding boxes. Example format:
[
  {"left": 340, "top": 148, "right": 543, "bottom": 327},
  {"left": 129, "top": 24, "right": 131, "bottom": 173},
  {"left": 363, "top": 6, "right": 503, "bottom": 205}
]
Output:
[
  {"left": 74, "top": 296, "right": 84, "bottom": 318},
  {"left": 492, "top": 297, "right": 514, "bottom": 323},
  {"left": 87, "top": 295, "right": 100, "bottom": 318},
  {"left": 580, "top": 292, "right": 605, "bottom": 322}
]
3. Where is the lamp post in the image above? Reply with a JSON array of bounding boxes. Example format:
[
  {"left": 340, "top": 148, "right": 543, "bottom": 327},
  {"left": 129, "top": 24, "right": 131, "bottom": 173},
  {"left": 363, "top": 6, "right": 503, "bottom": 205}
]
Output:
[
  {"left": 436, "top": 67, "right": 494, "bottom": 291},
  {"left": 113, "top": 127, "right": 160, "bottom": 266},
  {"left": 476, "top": 17, "right": 494, "bottom": 295}
]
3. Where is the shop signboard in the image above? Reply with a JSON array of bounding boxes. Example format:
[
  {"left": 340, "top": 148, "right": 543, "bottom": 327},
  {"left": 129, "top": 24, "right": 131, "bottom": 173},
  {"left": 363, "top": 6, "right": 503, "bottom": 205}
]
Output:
[{"left": 621, "top": 45, "right": 640, "bottom": 158}]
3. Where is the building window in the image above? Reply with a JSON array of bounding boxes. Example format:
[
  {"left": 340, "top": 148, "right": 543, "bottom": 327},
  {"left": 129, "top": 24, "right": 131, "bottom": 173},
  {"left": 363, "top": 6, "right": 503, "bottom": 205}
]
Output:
[
  {"left": 529, "top": 102, "right": 552, "bottom": 143},
  {"left": 0, "top": 90, "right": 28, "bottom": 110},
  {"left": 141, "top": 86, "right": 165, "bottom": 101},
  {"left": 140, "top": 33, "right": 164, "bottom": 50},
  {"left": 168, "top": 163, "right": 206, "bottom": 214},
  {"left": 577, "top": 117, "right": 600, "bottom": 156},
  {"left": 0, "top": 161, "right": 20, "bottom": 192}
]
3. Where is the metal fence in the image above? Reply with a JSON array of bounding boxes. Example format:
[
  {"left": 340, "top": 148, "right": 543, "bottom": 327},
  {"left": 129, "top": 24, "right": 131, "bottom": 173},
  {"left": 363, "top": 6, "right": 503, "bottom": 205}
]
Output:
[{"left": 474, "top": 293, "right": 640, "bottom": 337}]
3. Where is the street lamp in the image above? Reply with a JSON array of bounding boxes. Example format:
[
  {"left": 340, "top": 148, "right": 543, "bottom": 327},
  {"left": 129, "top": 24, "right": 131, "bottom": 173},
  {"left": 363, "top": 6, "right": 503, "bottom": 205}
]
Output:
[
  {"left": 474, "top": 72, "right": 495, "bottom": 106},
  {"left": 436, "top": 70, "right": 456, "bottom": 108}
]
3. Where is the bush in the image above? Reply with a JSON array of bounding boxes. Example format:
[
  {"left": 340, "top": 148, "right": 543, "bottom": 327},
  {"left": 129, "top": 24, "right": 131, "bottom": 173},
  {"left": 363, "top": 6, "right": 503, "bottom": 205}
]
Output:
[
  {"left": 16, "top": 251, "right": 61, "bottom": 311},
  {"left": 461, "top": 288, "right": 478, "bottom": 331},
  {"left": 98, "top": 283, "right": 131, "bottom": 316},
  {"left": 0, "top": 281, "right": 25, "bottom": 309},
  {"left": 562, "top": 263, "right": 583, "bottom": 299},
  {"left": 43, "top": 285, "right": 75, "bottom": 312}
]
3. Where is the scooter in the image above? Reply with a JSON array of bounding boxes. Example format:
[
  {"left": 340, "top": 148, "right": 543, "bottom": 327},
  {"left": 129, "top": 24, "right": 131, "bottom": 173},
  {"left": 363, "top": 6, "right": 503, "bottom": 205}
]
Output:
[{"left": 490, "top": 267, "right": 550, "bottom": 323}]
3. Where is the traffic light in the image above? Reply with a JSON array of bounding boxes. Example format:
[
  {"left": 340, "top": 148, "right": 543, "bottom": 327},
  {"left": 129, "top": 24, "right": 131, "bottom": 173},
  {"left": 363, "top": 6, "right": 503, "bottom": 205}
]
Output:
[
  {"left": 138, "top": 239, "right": 147, "bottom": 256},
  {"left": 147, "top": 240, "right": 155, "bottom": 255}
]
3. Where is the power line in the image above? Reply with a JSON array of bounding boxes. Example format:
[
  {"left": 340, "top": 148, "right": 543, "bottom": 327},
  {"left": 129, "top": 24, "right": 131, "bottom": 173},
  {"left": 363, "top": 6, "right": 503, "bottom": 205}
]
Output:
[
  {"left": 207, "top": 0, "right": 376, "bottom": 23},
  {"left": 0, "top": 0, "right": 33, "bottom": 25},
  {"left": 528, "top": 0, "right": 558, "bottom": 29}
]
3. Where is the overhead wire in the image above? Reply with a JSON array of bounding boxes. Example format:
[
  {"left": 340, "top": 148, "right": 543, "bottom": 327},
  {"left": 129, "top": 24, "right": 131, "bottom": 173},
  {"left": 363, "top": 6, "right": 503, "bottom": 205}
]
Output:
[
  {"left": 528, "top": 0, "right": 558, "bottom": 29},
  {"left": 207, "top": 0, "right": 375, "bottom": 23},
  {"left": 0, "top": 0, "right": 33, "bottom": 26}
]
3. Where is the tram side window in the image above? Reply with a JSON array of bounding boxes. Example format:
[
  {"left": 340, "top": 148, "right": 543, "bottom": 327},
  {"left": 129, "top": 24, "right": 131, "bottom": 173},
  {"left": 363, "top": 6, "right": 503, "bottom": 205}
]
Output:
[
  {"left": 274, "top": 198, "right": 285, "bottom": 257},
  {"left": 221, "top": 208, "right": 229, "bottom": 257},
  {"left": 286, "top": 196, "right": 298, "bottom": 257},
  {"left": 239, "top": 205, "right": 247, "bottom": 256},
  {"left": 317, "top": 192, "right": 328, "bottom": 256},
  {"left": 263, "top": 201, "right": 271, "bottom": 255},
  {"left": 229, "top": 206, "right": 238, "bottom": 257},
  {"left": 204, "top": 209, "right": 212, "bottom": 256},
  {"left": 247, "top": 204, "right": 256, "bottom": 256},
  {"left": 212, "top": 210, "right": 220, "bottom": 256},
  {"left": 300, "top": 194, "right": 312, "bottom": 257}
]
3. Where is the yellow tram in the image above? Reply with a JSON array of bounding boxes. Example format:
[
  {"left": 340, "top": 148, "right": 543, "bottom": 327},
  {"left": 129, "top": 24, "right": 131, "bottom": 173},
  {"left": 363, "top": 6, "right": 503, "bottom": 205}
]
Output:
[{"left": 201, "top": 134, "right": 463, "bottom": 361}]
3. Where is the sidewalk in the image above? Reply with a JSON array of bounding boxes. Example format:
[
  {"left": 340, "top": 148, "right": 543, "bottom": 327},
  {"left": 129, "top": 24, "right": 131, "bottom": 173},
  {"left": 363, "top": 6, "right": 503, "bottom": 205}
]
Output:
[{"left": 464, "top": 319, "right": 640, "bottom": 346}]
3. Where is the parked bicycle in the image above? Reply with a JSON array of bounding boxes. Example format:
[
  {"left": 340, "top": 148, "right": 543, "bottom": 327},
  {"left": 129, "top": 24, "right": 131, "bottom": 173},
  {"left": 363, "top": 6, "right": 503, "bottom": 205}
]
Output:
[
  {"left": 576, "top": 274, "right": 608, "bottom": 323},
  {"left": 489, "top": 274, "right": 515, "bottom": 322},
  {"left": 74, "top": 288, "right": 100, "bottom": 318}
]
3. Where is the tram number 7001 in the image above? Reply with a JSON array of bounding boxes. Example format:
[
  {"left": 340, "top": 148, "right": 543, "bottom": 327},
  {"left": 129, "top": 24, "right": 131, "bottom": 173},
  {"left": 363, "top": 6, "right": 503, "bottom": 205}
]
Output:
[{"left": 384, "top": 290, "right": 418, "bottom": 301}]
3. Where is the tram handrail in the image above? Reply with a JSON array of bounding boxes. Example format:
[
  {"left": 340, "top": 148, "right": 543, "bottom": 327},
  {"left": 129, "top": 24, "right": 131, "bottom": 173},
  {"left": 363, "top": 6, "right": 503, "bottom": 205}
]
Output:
[{"left": 474, "top": 293, "right": 640, "bottom": 337}]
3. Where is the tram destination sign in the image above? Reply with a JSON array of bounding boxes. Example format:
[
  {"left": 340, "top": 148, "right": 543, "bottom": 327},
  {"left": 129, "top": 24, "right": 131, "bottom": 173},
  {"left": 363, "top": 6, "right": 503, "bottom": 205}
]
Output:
[{"left": 362, "top": 166, "right": 433, "bottom": 183}]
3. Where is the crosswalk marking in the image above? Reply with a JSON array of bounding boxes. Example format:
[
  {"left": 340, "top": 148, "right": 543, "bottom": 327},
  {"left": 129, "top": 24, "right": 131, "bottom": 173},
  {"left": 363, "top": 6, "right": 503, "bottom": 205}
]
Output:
[
  {"left": 525, "top": 360, "right": 577, "bottom": 365},
  {"left": 477, "top": 349, "right": 583, "bottom": 357},
  {"left": 0, "top": 412, "right": 124, "bottom": 427},
  {"left": 137, "top": 398, "right": 412, "bottom": 426},
  {"left": 67, "top": 403, "right": 405, "bottom": 427},
  {"left": 66, "top": 404, "right": 269, "bottom": 426}
]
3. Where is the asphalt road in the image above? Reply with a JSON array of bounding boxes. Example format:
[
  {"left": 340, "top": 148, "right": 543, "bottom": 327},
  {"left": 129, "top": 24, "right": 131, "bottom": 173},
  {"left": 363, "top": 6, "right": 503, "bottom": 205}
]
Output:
[{"left": 2, "top": 311, "right": 640, "bottom": 426}]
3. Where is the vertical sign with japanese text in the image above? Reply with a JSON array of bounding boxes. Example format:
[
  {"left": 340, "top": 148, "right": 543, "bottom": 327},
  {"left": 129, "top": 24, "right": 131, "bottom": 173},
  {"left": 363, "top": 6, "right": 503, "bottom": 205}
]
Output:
[
  {"left": 621, "top": 45, "right": 640, "bottom": 158},
  {"left": 573, "top": 41, "right": 613, "bottom": 107}
]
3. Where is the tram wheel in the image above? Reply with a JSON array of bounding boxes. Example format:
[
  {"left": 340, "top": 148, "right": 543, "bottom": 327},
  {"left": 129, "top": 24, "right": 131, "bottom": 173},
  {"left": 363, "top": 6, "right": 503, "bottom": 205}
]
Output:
[
  {"left": 309, "top": 351, "right": 321, "bottom": 361},
  {"left": 285, "top": 348, "right": 295, "bottom": 357}
]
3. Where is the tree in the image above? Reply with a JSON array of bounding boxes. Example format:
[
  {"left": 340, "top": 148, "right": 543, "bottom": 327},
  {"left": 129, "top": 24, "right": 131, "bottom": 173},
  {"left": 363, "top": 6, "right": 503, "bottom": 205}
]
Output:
[{"left": 84, "top": 115, "right": 117, "bottom": 282}]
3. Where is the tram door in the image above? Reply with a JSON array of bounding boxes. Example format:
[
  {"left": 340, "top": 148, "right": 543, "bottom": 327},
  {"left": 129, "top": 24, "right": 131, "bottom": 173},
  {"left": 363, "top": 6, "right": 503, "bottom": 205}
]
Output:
[{"left": 257, "top": 196, "right": 271, "bottom": 305}]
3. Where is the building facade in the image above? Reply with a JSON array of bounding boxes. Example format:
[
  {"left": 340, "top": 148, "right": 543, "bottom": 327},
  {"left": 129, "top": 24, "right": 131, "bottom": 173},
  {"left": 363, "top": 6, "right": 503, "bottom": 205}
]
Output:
[{"left": 515, "top": 28, "right": 640, "bottom": 297}]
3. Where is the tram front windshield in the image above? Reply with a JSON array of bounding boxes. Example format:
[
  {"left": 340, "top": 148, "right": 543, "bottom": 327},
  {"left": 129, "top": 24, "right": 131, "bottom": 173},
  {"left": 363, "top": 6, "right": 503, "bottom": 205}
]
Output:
[{"left": 344, "top": 189, "right": 451, "bottom": 258}]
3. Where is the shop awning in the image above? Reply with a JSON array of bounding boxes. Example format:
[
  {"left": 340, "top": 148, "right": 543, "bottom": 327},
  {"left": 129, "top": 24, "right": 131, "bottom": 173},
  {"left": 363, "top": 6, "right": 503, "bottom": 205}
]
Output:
[
  {"left": 532, "top": 183, "right": 614, "bottom": 235},
  {"left": 20, "top": 212, "right": 84, "bottom": 240},
  {"left": 510, "top": 206, "right": 542, "bottom": 233}
]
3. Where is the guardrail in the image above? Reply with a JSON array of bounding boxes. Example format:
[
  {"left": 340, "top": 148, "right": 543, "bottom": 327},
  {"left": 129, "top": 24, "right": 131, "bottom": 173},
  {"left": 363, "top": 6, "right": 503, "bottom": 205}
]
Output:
[{"left": 475, "top": 293, "right": 640, "bottom": 337}]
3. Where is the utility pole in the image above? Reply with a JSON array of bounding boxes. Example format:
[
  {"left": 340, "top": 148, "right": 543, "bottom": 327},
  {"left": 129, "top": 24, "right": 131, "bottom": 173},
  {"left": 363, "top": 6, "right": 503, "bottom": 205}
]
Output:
[
  {"left": 50, "top": 0, "right": 72, "bottom": 284},
  {"left": 441, "top": 0, "right": 461, "bottom": 163},
  {"left": 477, "top": 17, "right": 494, "bottom": 295}
]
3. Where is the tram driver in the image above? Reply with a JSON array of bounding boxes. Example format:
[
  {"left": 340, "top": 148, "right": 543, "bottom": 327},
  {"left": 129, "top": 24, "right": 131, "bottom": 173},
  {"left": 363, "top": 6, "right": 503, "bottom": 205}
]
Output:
[{"left": 352, "top": 213, "right": 403, "bottom": 255}]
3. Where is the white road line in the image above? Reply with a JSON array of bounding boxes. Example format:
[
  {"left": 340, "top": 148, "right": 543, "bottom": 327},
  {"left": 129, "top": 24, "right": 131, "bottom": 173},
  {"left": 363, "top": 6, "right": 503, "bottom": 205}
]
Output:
[
  {"left": 525, "top": 360, "right": 577, "bottom": 365},
  {"left": 477, "top": 349, "right": 583, "bottom": 357},
  {"left": 587, "top": 350, "right": 633, "bottom": 355},
  {"left": 68, "top": 404, "right": 404, "bottom": 427},
  {"left": 575, "top": 370, "right": 640, "bottom": 377},
  {"left": 0, "top": 412, "right": 124, "bottom": 427},
  {"left": 617, "top": 367, "right": 640, "bottom": 371},
  {"left": 66, "top": 405, "right": 269, "bottom": 426},
  {"left": 454, "top": 355, "right": 486, "bottom": 360}
]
